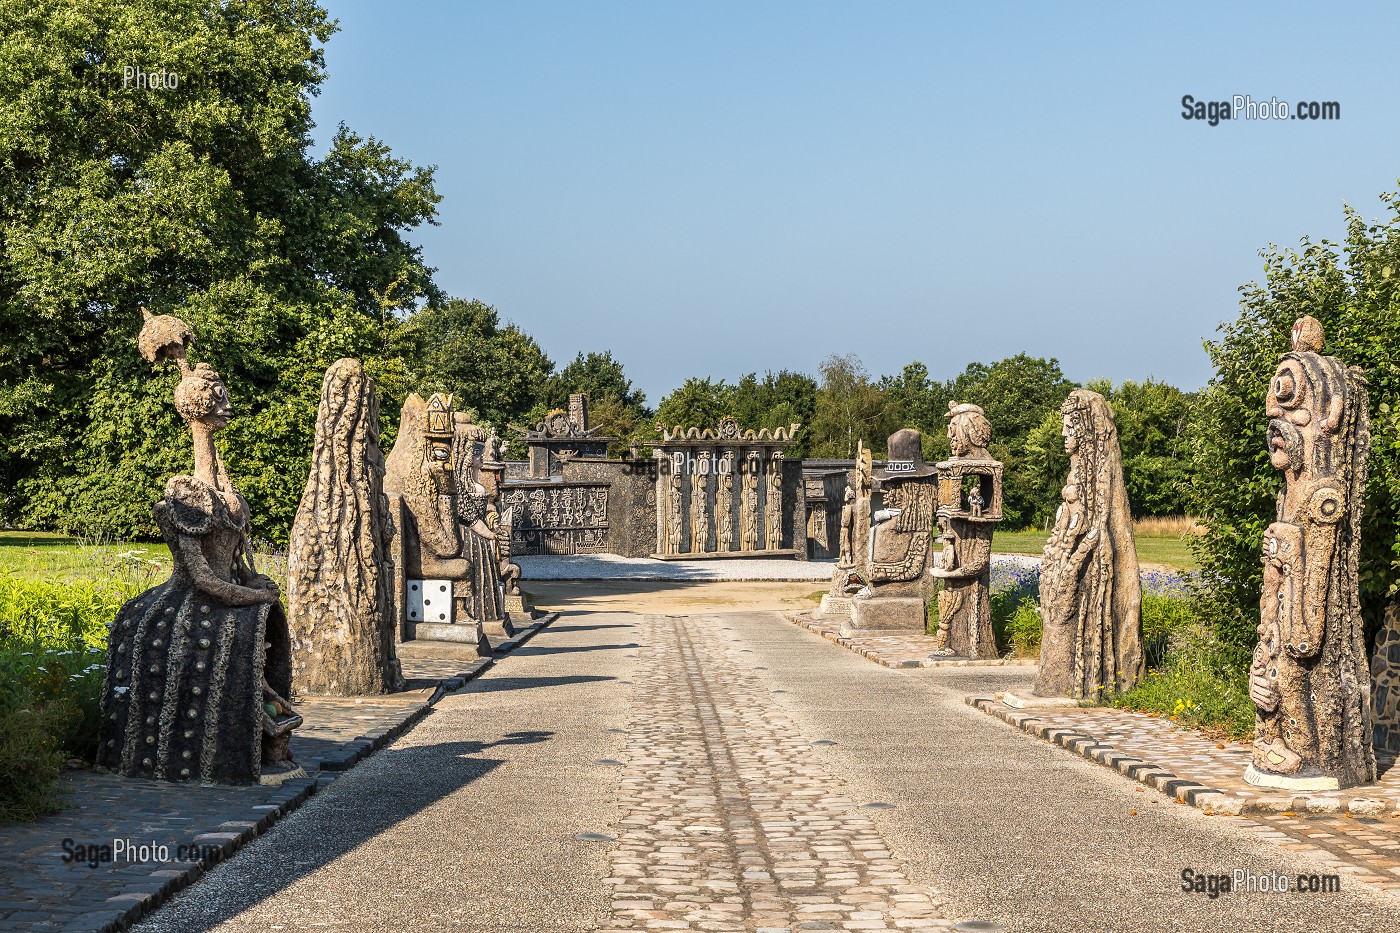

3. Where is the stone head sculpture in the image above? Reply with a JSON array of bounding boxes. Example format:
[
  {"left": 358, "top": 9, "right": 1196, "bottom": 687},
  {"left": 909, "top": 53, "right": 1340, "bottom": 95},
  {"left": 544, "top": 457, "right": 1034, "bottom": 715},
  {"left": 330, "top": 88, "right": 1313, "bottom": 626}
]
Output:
[{"left": 946, "top": 402, "right": 992, "bottom": 460}]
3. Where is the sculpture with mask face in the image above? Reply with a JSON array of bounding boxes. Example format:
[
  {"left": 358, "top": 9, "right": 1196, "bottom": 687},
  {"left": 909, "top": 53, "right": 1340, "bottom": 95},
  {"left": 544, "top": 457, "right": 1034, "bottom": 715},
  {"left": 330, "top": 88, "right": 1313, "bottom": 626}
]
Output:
[{"left": 1247, "top": 316, "right": 1373, "bottom": 790}]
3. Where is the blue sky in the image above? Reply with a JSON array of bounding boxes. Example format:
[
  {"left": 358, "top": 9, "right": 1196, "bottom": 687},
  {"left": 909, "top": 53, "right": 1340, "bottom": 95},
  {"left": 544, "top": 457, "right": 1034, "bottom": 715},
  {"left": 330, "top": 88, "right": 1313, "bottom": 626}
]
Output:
[{"left": 312, "top": 1, "right": 1400, "bottom": 405}]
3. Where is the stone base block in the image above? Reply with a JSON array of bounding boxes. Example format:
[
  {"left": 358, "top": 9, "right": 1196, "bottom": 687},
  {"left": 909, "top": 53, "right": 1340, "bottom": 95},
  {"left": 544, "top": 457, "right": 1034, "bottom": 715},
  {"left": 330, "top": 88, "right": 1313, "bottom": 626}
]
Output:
[
  {"left": 482, "top": 617, "right": 515, "bottom": 638},
  {"left": 818, "top": 594, "right": 853, "bottom": 618},
  {"left": 1243, "top": 763, "right": 1341, "bottom": 792},
  {"left": 1001, "top": 689, "right": 1080, "bottom": 710},
  {"left": 412, "top": 622, "right": 492, "bottom": 657},
  {"left": 843, "top": 596, "right": 926, "bottom": 634}
]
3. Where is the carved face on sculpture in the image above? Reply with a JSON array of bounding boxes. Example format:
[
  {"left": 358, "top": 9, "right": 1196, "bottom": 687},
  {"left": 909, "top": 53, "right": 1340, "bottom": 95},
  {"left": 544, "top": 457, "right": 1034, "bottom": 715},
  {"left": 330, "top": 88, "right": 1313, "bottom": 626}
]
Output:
[
  {"left": 174, "top": 363, "right": 232, "bottom": 430},
  {"left": 946, "top": 403, "right": 992, "bottom": 460},
  {"left": 1265, "top": 357, "right": 1323, "bottom": 474},
  {"left": 1062, "top": 412, "right": 1079, "bottom": 455}
]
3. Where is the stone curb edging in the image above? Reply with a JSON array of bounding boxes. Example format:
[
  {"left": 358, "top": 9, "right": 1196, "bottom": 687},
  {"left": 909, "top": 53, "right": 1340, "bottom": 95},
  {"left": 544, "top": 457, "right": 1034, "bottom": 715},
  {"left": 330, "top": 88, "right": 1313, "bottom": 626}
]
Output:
[
  {"left": 86, "top": 611, "right": 562, "bottom": 933},
  {"left": 788, "top": 612, "right": 1037, "bottom": 669},
  {"left": 966, "top": 695, "right": 1397, "bottom": 819}
]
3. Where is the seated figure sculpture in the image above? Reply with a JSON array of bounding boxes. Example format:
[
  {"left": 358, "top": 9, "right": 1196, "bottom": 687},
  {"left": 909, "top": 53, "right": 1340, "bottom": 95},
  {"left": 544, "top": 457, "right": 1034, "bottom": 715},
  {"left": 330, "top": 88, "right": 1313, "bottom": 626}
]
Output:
[{"left": 97, "top": 310, "right": 303, "bottom": 785}]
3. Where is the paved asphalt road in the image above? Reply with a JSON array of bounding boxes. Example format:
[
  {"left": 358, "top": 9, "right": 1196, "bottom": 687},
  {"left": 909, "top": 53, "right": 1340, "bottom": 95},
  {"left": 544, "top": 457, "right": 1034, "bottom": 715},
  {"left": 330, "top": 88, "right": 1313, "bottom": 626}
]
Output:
[{"left": 133, "top": 608, "right": 1400, "bottom": 932}]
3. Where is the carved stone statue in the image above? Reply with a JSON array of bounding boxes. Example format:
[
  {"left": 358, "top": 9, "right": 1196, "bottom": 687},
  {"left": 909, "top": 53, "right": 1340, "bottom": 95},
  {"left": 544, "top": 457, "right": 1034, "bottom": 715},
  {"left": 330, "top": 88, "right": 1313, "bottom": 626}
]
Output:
[
  {"left": 1247, "top": 316, "right": 1373, "bottom": 790},
  {"left": 453, "top": 413, "right": 509, "bottom": 634},
  {"left": 1033, "top": 390, "right": 1143, "bottom": 699},
  {"left": 765, "top": 451, "right": 784, "bottom": 550},
  {"left": 288, "top": 359, "right": 404, "bottom": 696},
  {"left": 741, "top": 453, "right": 760, "bottom": 552},
  {"left": 98, "top": 310, "right": 302, "bottom": 785},
  {"left": 846, "top": 429, "right": 937, "bottom": 632},
  {"left": 716, "top": 454, "right": 735, "bottom": 552},
  {"left": 690, "top": 453, "right": 709, "bottom": 553},
  {"left": 666, "top": 461, "right": 684, "bottom": 555},
  {"left": 837, "top": 485, "right": 856, "bottom": 568},
  {"left": 383, "top": 394, "right": 490, "bottom": 653},
  {"left": 930, "top": 402, "right": 1002, "bottom": 659}
]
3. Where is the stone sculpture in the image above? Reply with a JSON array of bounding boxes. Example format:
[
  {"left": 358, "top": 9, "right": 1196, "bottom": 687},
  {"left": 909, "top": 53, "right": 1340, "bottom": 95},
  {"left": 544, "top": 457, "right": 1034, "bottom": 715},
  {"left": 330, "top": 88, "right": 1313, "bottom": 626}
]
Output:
[
  {"left": 741, "top": 453, "right": 760, "bottom": 552},
  {"left": 716, "top": 456, "right": 735, "bottom": 552},
  {"left": 453, "top": 413, "right": 508, "bottom": 634},
  {"left": 287, "top": 359, "right": 404, "bottom": 696},
  {"left": 1247, "top": 316, "right": 1373, "bottom": 790},
  {"left": 97, "top": 309, "right": 302, "bottom": 785},
  {"left": 930, "top": 402, "right": 1002, "bottom": 659},
  {"left": 765, "top": 451, "right": 784, "bottom": 550},
  {"left": 383, "top": 393, "right": 490, "bottom": 654},
  {"left": 666, "top": 461, "right": 684, "bottom": 555},
  {"left": 846, "top": 430, "right": 937, "bottom": 632},
  {"left": 1032, "top": 389, "right": 1144, "bottom": 700},
  {"left": 838, "top": 485, "right": 856, "bottom": 568},
  {"left": 690, "top": 452, "right": 710, "bottom": 553}
]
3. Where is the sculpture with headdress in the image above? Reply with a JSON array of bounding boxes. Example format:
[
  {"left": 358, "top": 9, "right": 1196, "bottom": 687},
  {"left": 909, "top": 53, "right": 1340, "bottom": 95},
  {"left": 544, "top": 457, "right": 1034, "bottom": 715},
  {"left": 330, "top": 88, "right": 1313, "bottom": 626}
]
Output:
[{"left": 96, "top": 310, "right": 303, "bottom": 785}]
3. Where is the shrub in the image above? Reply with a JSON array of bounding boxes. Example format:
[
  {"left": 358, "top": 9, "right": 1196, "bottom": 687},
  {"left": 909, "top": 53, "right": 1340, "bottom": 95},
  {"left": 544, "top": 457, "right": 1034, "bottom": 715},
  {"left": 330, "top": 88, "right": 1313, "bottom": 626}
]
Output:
[
  {"left": 0, "top": 575, "right": 129, "bottom": 820},
  {"left": 1113, "top": 623, "right": 1255, "bottom": 740}
]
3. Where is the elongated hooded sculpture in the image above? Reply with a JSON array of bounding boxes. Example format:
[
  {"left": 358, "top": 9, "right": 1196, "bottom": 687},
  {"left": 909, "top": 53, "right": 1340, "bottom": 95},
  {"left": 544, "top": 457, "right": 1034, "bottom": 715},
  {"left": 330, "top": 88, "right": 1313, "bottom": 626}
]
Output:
[{"left": 1033, "top": 389, "right": 1144, "bottom": 699}]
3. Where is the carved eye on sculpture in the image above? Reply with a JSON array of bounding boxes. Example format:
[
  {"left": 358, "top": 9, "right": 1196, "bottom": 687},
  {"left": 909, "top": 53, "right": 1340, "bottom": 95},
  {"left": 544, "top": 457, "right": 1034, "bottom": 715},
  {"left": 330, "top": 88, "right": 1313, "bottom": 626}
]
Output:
[{"left": 1272, "top": 371, "right": 1297, "bottom": 406}]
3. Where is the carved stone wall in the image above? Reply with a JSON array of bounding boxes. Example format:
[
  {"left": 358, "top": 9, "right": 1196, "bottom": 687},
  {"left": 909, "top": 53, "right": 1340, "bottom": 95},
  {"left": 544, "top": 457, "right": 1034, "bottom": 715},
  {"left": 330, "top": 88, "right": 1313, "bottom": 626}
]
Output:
[
  {"left": 502, "top": 458, "right": 657, "bottom": 557},
  {"left": 651, "top": 418, "right": 806, "bottom": 560}
]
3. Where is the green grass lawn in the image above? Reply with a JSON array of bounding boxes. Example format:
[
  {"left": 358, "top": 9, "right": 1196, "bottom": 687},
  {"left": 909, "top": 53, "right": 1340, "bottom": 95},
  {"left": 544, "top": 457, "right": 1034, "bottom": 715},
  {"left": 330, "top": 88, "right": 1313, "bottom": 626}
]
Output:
[
  {"left": 993, "top": 529, "right": 1197, "bottom": 571},
  {"left": 0, "top": 530, "right": 172, "bottom": 583}
]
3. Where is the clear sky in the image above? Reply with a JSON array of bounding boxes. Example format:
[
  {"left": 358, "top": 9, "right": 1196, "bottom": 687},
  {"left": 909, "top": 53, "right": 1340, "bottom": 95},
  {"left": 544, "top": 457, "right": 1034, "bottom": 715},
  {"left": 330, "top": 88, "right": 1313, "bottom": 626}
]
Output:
[{"left": 311, "top": 1, "right": 1400, "bottom": 406}]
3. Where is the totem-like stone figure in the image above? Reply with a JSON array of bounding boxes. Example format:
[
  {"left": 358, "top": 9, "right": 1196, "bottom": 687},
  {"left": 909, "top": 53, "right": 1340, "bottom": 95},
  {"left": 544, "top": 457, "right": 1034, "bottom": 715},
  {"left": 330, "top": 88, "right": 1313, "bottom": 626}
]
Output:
[
  {"left": 837, "top": 485, "right": 856, "bottom": 568},
  {"left": 846, "top": 430, "right": 937, "bottom": 632},
  {"left": 716, "top": 453, "right": 735, "bottom": 552},
  {"left": 765, "top": 451, "right": 784, "bottom": 550},
  {"left": 453, "top": 413, "right": 508, "bottom": 634},
  {"left": 665, "top": 459, "right": 684, "bottom": 555},
  {"left": 741, "top": 452, "right": 761, "bottom": 552},
  {"left": 383, "top": 394, "right": 490, "bottom": 653},
  {"left": 288, "top": 359, "right": 404, "bottom": 696},
  {"left": 690, "top": 452, "right": 710, "bottom": 553},
  {"left": 1033, "top": 390, "right": 1143, "bottom": 699},
  {"left": 930, "top": 402, "right": 1003, "bottom": 659},
  {"left": 1247, "top": 316, "right": 1373, "bottom": 790},
  {"left": 97, "top": 310, "right": 302, "bottom": 785}
]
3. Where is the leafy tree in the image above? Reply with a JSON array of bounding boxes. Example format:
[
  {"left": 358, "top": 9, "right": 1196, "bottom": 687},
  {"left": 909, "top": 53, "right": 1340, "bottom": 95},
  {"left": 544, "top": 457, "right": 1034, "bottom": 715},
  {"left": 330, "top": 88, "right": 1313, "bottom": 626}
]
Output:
[
  {"left": 880, "top": 362, "right": 953, "bottom": 461},
  {"left": 951, "top": 355, "right": 1075, "bottom": 527},
  {"left": 730, "top": 370, "right": 818, "bottom": 456},
  {"left": 524, "top": 350, "right": 648, "bottom": 455},
  {"left": 654, "top": 377, "right": 734, "bottom": 433},
  {"left": 1191, "top": 195, "right": 1400, "bottom": 649},
  {"left": 810, "top": 354, "right": 897, "bottom": 458},
  {"left": 396, "top": 298, "right": 552, "bottom": 431},
  {"left": 0, "top": 0, "right": 440, "bottom": 541}
]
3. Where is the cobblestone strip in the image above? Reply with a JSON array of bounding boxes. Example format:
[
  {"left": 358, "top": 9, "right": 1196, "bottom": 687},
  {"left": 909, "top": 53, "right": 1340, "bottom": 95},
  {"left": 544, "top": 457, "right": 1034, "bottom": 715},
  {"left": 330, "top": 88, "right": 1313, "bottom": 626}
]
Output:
[
  {"left": 599, "top": 615, "right": 951, "bottom": 932},
  {"left": 788, "top": 612, "right": 1035, "bottom": 670}
]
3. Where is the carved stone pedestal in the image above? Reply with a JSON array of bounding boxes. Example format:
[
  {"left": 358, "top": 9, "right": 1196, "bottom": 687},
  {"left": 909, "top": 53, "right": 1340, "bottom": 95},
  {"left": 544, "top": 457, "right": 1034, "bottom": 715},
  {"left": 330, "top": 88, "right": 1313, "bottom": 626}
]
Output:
[
  {"left": 412, "top": 621, "right": 492, "bottom": 655},
  {"left": 818, "top": 593, "right": 853, "bottom": 618},
  {"left": 844, "top": 596, "right": 926, "bottom": 634},
  {"left": 1244, "top": 764, "right": 1340, "bottom": 793}
]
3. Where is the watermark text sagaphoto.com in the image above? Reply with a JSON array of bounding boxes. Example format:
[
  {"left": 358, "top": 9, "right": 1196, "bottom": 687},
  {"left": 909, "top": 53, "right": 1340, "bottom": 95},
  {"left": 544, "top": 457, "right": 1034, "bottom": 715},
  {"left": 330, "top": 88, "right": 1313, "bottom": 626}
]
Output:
[
  {"left": 1181, "top": 95, "right": 1340, "bottom": 125},
  {"left": 1180, "top": 867, "right": 1342, "bottom": 897},
  {"left": 60, "top": 838, "right": 222, "bottom": 869}
]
